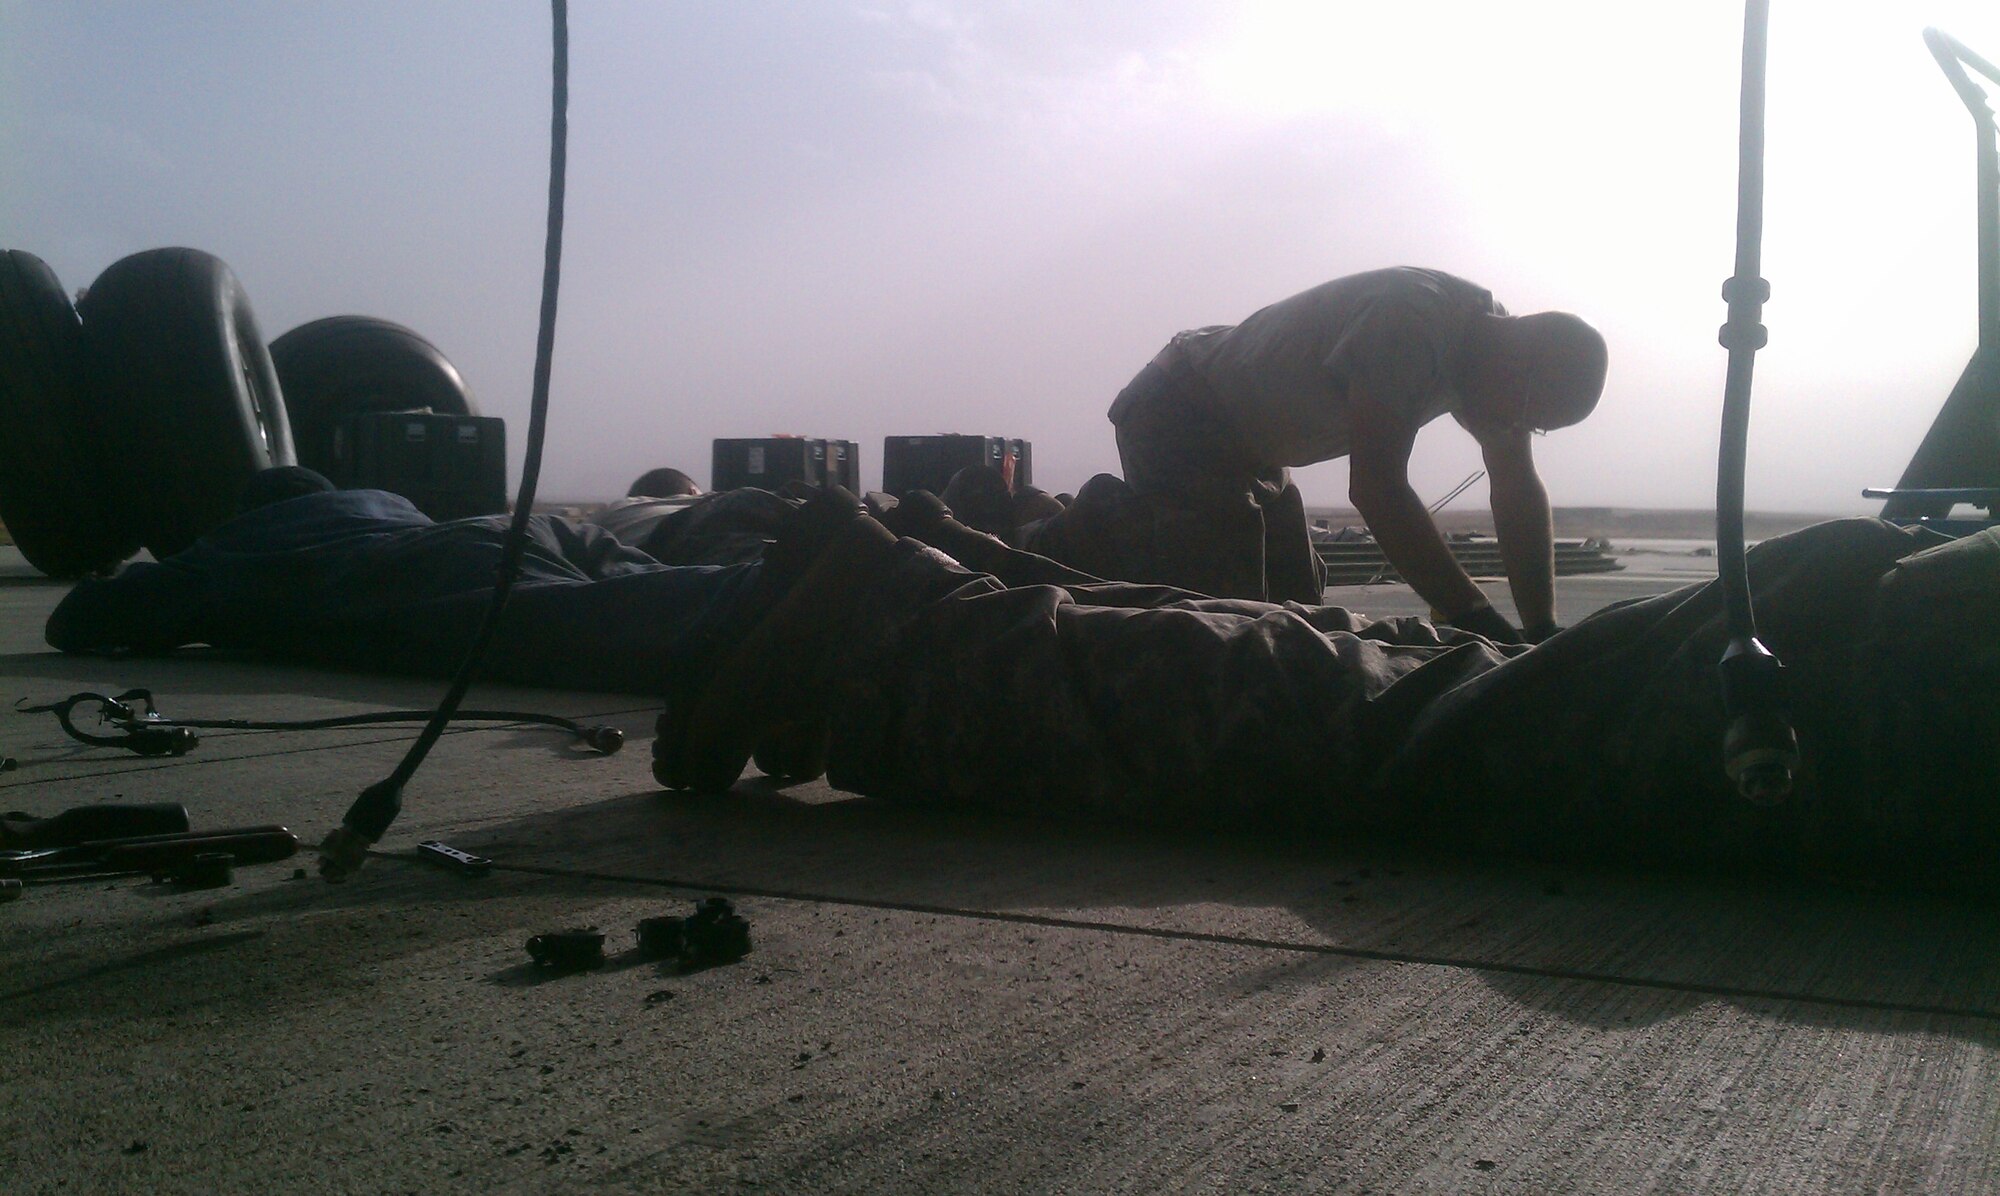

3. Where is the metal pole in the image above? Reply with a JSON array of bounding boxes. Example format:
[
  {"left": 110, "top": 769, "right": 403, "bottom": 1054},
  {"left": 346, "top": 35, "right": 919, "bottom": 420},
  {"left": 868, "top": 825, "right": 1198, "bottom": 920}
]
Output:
[{"left": 1924, "top": 29, "right": 2000, "bottom": 352}]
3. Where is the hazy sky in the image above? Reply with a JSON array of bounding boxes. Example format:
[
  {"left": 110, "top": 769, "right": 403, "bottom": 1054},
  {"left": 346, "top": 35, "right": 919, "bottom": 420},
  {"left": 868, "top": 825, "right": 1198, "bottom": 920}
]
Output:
[{"left": 5, "top": 1, "right": 1998, "bottom": 512}]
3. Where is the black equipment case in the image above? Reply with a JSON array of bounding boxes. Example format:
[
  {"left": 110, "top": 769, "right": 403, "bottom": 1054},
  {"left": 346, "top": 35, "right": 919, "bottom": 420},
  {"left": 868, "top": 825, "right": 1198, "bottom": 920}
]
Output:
[
  {"left": 330, "top": 412, "right": 508, "bottom": 521},
  {"left": 711, "top": 438, "right": 859, "bottom": 494},
  {"left": 881, "top": 435, "right": 1032, "bottom": 497}
]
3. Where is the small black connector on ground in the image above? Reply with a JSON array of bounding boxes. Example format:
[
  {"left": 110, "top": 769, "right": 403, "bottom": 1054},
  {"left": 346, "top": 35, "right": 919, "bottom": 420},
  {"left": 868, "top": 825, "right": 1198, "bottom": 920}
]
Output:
[
  {"left": 636, "top": 898, "right": 751, "bottom": 968},
  {"left": 526, "top": 927, "right": 606, "bottom": 972}
]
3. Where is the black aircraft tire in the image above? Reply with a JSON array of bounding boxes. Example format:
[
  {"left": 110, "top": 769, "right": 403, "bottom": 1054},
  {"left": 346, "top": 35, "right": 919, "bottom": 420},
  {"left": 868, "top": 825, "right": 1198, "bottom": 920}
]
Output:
[
  {"left": 79, "top": 248, "right": 295, "bottom": 558},
  {"left": 0, "top": 250, "right": 139, "bottom": 576},
  {"left": 269, "top": 315, "right": 477, "bottom": 477}
]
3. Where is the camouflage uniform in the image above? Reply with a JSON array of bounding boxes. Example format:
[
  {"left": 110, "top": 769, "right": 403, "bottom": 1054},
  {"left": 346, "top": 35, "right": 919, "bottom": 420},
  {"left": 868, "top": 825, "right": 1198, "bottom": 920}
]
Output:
[
  {"left": 823, "top": 551, "right": 1517, "bottom": 830},
  {"left": 1388, "top": 517, "right": 1998, "bottom": 890},
  {"left": 590, "top": 487, "right": 798, "bottom": 567},
  {"left": 824, "top": 518, "right": 2000, "bottom": 892}
]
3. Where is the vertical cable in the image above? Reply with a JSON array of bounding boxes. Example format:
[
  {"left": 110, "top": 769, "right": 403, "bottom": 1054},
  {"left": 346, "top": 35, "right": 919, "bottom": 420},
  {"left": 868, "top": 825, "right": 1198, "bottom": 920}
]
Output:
[
  {"left": 1714, "top": 0, "right": 1799, "bottom": 806},
  {"left": 320, "top": 0, "right": 571, "bottom": 877}
]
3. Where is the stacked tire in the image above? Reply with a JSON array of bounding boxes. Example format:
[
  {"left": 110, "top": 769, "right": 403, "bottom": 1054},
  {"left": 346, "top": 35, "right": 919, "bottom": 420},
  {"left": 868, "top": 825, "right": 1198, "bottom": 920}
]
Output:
[
  {"left": 0, "top": 246, "right": 476, "bottom": 577},
  {"left": 79, "top": 248, "right": 297, "bottom": 559},
  {"left": 0, "top": 250, "right": 138, "bottom": 576},
  {"left": 0, "top": 247, "right": 295, "bottom": 571}
]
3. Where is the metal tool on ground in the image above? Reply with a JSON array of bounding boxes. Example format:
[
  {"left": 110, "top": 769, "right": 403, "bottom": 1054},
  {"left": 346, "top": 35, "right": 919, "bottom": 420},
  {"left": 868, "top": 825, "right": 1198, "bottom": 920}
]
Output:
[
  {"left": 1, "top": 803, "right": 190, "bottom": 849},
  {"left": 416, "top": 840, "right": 493, "bottom": 877},
  {"left": 17, "top": 689, "right": 623, "bottom": 759},
  {"left": 0, "top": 824, "right": 299, "bottom": 887}
]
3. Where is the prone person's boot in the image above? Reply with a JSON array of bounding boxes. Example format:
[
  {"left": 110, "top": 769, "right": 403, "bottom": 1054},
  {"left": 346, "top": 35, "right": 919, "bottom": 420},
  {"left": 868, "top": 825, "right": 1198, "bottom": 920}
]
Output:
[
  {"left": 937, "top": 464, "right": 1017, "bottom": 538},
  {"left": 880, "top": 489, "right": 1104, "bottom": 588},
  {"left": 654, "top": 484, "right": 865, "bottom": 790},
  {"left": 654, "top": 508, "right": 899, "bottom": 793},
  {"left": 1014, "top": 473, "right": 1139, "bottom": 584},
  {"left": 657, "top": 516, "right": 998, "bottom": 795},
  {"left": 752, "top": 718, "right": 829, "bottom": 784}
]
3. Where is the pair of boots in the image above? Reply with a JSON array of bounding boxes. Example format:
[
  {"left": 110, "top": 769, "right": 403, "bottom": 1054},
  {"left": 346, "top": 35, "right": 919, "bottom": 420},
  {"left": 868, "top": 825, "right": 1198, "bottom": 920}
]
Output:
[{"left": 654, "top": 487, "right": 1077, "bottom": 794}]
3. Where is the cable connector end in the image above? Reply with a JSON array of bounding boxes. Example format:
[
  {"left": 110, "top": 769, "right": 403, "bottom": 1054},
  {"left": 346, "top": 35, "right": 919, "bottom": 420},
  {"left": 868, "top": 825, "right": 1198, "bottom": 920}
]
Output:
[
  {"left": 1718, "top": 636, "right": 1799, "bottom": 805},
  {"left": 1723, "top": 712, "right": 1799, "bottom": 805},
  {"left": 317, "top": 824, "right": 374, "bottom": 882},
  {"left": 320, "top": 777, "right": 406, "bottom": 881}
]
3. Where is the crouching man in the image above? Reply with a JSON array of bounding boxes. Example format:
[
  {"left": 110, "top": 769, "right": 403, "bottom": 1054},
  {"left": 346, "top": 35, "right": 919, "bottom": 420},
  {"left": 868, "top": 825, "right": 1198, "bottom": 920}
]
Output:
[{"left": 1025, "top": 267, "right": 1608, "bottom": 643}]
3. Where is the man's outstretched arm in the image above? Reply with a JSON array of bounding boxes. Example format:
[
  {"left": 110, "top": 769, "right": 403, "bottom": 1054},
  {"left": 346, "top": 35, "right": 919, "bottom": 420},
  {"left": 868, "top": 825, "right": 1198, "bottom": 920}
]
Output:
[
  {"left": 1347, "top": 394, "right": 1493, "bottom": 627},
  {"left": 1478, "top": 426, "right": 1558, "bottom": 639}
]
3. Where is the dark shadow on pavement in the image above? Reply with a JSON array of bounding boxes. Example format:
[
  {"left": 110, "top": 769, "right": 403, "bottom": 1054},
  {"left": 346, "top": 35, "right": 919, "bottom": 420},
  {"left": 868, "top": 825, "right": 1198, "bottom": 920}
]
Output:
[{"left": 6, "top": 773, "right": 1997, "bottom": 1050}]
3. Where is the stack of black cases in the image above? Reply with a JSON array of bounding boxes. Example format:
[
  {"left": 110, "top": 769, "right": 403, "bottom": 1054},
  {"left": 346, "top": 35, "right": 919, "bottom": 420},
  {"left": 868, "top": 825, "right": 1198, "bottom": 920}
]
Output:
[
  {"left": 711, "top": 438, "right": 860, "bottom": 494},
  {"left": 330, "top": 412, "right": 508, "bottom": 521},
  {"left": 881, "top": 435, "right": 1032, "bottom": 497}
]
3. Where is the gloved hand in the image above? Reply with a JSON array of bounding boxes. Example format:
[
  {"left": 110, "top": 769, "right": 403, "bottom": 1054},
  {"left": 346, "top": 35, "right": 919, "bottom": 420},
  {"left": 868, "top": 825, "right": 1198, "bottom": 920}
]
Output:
[{"left": 1445, "top": 603, "right": 1523, "bottom": 645}]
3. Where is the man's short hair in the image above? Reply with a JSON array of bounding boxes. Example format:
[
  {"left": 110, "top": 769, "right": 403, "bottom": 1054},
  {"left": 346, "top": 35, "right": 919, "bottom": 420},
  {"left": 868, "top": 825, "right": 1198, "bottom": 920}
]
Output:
[
  {"left": 1517, "top": 311, "right": 1608, "bottom": 430},
  {"left": 627, "top": 467, "right": 701, "bottom": 498}
]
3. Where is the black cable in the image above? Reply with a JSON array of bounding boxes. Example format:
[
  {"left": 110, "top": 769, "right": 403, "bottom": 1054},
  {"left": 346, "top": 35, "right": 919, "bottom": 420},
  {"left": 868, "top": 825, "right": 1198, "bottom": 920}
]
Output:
[
  {"left": 17, "top": 690, "right": 624, "bottom": 756},
  {"left": 1714, "top": 0, "right": 1799, "bottom": 805},
  {"left": 169, "top": 710, "right": 615, "bottom": 749},
  {"left": 1716, "top": 0, "right": 1769, "bottom": 636},
  {"left": 320, "top": 0, "right": 570, "bottom": 878}
]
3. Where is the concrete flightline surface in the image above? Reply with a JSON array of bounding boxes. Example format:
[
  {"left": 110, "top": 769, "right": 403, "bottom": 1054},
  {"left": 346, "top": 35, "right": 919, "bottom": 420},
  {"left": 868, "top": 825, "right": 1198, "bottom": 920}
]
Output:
[{"left": 1, "top": 546, "right": 1993, "bottom": 1194}]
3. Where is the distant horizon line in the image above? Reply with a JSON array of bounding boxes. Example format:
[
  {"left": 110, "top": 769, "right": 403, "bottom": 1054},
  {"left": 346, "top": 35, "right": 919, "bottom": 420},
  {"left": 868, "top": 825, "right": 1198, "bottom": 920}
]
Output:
[{"left": 536, "top": 495, "right": 1866, "bottom": 520}]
